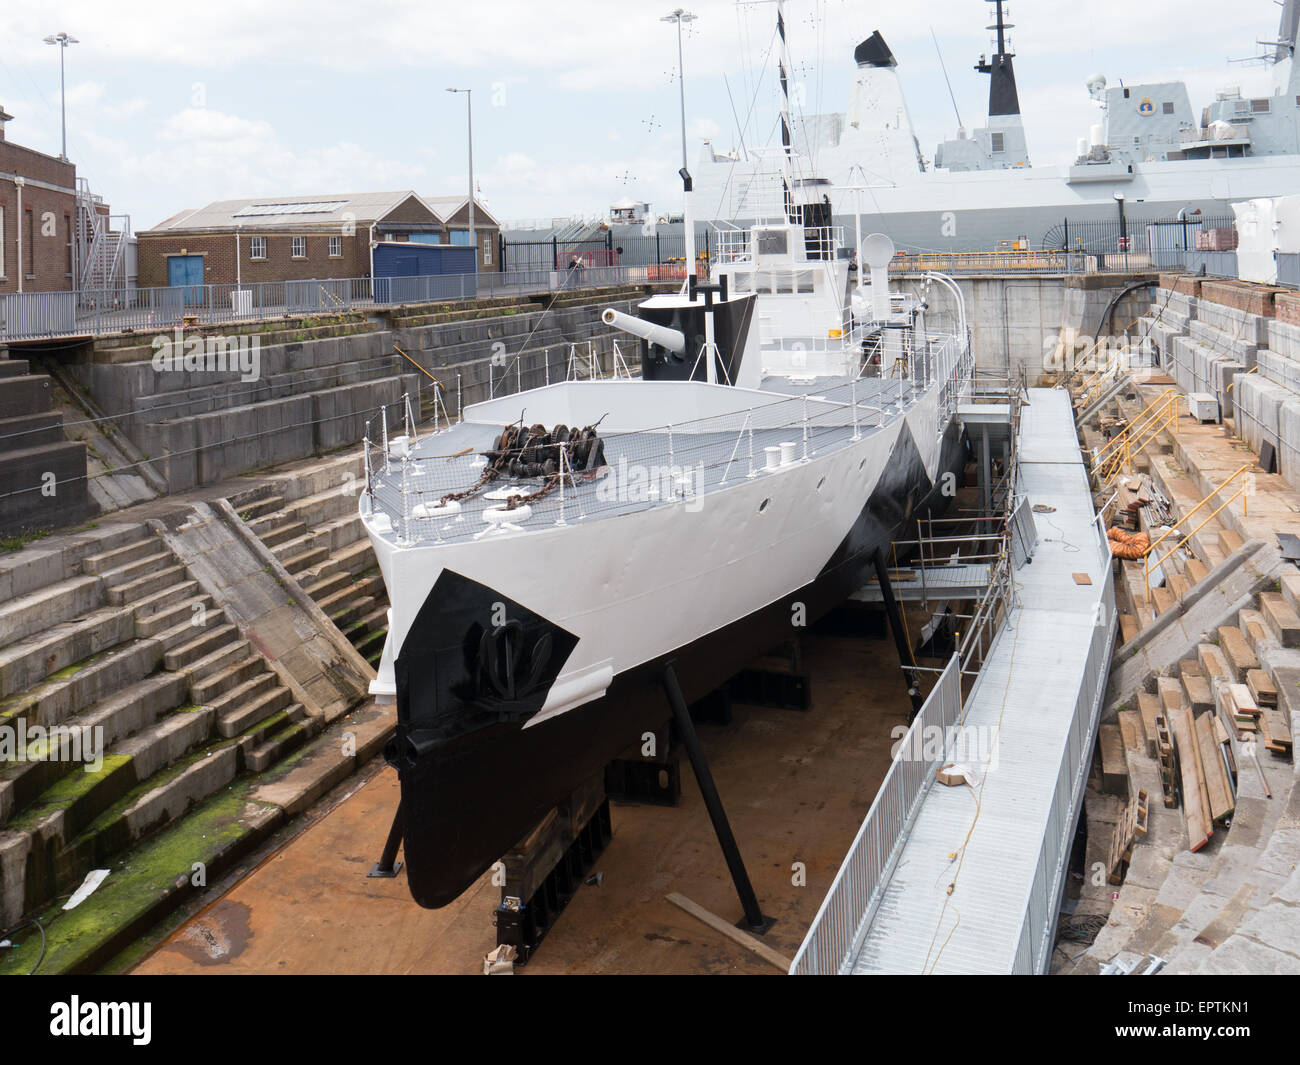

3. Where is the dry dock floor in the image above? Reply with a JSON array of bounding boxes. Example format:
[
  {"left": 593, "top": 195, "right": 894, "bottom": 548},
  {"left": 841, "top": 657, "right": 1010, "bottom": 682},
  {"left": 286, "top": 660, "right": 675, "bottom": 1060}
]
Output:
[{"left": 133, "top": 628, "right": 918, "bottom": 974}]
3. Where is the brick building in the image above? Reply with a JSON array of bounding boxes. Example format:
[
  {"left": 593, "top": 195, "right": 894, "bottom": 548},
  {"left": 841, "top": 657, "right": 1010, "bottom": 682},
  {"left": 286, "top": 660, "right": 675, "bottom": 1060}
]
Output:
[
  {"left": 0, "top": 108, "right": 99, "bottom": 294},
  {"left": 137, "top": 191, "right": 498, "bottom": 289},
  {"left": 422, "top": 195, "right": 501, "bottom": 272}
]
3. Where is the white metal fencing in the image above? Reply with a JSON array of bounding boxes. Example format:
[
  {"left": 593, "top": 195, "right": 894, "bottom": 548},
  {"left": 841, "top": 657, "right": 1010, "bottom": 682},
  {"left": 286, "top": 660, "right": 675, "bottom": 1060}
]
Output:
[
  {"left": 789, "top": 652, "right": 964, "bottom": 975},
  {"left": 1011, "top": 534, "right": 1116, "bottom": 973},
  {"left": 0, "top": 266, "right": 655, "bottom": 342}
]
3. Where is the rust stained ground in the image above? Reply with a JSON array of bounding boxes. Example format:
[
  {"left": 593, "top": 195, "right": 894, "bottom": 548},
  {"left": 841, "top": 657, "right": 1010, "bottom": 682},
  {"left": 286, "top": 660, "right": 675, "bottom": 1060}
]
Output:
[{"left": 134, "top": 629, "right": 918, "bottom": 975}]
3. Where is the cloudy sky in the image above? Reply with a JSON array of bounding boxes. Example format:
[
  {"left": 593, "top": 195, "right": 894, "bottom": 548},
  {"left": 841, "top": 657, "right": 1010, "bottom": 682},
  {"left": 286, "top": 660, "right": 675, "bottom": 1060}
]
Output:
[{"left": 0, "top": 0, "right": 1287, "bottom": 230}]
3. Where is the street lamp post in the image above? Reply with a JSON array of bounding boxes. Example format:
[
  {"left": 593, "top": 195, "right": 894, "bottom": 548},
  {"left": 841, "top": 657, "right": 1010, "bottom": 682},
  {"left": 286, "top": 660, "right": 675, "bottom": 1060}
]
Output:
[
  {"left": 43, "top": 32, "right": 79, "bottom": 161},
  {"left": 660, "top": 9, "right": 696, "bottom": 175},
  {"left": 446, "top": 88, "right": 476, "bottom": 270},
  {"left": 660, "top": 9, "right": 697, "bottom": 281}
]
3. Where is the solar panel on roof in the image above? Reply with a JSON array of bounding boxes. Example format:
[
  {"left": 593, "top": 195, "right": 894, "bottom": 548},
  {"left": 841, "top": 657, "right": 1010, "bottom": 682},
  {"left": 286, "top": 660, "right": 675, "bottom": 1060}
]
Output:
[{"left": 232, "top": 201, "right": 349, "bottom": 217}]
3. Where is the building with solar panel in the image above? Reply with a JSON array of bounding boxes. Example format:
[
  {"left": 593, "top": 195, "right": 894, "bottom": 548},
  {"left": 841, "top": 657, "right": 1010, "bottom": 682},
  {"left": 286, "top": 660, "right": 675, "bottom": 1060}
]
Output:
[{"left": 136, "top": 191, "right": 497, "bottom": 289}]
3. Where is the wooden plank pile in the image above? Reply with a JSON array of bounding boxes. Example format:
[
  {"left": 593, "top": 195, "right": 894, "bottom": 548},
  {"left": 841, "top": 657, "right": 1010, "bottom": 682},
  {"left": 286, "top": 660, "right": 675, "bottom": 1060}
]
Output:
[
  {"left": 1170, "top": 704, "right": 1236, "bottom": 852},
  {"left": 1108, "top": 789, "right": 1150, "bottom": 884}
]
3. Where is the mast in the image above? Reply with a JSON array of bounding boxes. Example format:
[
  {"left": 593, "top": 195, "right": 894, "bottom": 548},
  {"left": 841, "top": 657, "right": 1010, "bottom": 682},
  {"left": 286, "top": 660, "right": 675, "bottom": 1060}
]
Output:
[
  {"left": 975, "top": 0, "right": 1022, "bottom": 118},
  {"left": 662, "top": 9, "right": 698, "bottom": 286},
  {"left": 776, "top": 0, "right": 798, "bottom": 224},
  {"left": 1279, "top": 0, "right": 1299, "bottom": 61}
]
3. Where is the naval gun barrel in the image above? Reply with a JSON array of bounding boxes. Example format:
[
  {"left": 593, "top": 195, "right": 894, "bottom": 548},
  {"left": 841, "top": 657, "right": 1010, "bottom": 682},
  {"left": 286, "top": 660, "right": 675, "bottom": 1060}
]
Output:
[{"left": 601, "top": 308, "right": 686, "bottom": 355}]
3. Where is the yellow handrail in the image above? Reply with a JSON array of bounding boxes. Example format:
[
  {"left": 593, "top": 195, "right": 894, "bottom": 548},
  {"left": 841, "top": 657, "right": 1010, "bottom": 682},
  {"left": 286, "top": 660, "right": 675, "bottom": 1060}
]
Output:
[
  {"left": 1143, "top": 463, "right": 1254, "bottom": 602},
  {"left": 1094, "top": 391, "right": 1181, "bottom": 489},
  {"left": 1093, "top": 388, "right": 1178, "bottom": 468},
  {"left": 1101, "top": 401, "right": 1179, "bottom": 488}
]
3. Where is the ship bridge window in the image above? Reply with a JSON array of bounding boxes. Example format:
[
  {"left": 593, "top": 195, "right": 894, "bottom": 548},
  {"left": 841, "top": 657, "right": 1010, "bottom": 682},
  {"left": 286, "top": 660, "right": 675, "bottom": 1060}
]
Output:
[
  {"left": 990, "top": 132, "right": 1005, "bottom": 153},
  {"left": 1163, "top": 102, "right": 1175, "bottom": 115},
  {"left": 794, "top": 270, "right": 815, "bottom": 293},
  {"left": 1252, "top": 98, "right": 1272, "bottom": 114},
  {"left": 731, "top": 270, "right": 753, "bottom": 293},
  {"left": 756, "top": 229, "right": 789, "bottom": 257}
]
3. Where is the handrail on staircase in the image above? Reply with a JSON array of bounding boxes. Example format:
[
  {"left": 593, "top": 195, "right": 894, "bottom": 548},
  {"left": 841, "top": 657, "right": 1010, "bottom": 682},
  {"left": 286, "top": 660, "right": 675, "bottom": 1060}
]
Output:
[
  {"left": 1142, "top": 462, "right": 1254, "bottom": 602},
  {"left": 1093, "top": 390, "right": 1181, "bottom": 489},
  {"left": 1093, "top": 388, "right": 1178, "bottom": 467}
]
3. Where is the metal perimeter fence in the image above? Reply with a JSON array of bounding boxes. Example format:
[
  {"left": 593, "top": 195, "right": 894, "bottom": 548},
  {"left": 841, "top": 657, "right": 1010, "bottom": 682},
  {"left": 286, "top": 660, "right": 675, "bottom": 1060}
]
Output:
[{"left": 0, "top": 264, "right": 688, "bottom": 344}]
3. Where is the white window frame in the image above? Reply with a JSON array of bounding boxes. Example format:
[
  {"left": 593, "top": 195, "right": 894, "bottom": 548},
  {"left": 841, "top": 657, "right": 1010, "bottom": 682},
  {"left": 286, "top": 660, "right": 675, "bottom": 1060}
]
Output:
[
  {"left": 328, "top": 235, "right": 342, "bottom": 257},
  {"left": 482, "top": 233, "right": 492, "bottom": 266},
  {"left": 291, "top": 236, "right": 306, "bottom": 259},
  {"left": 249, "top": 235, "right": 267, "bottom": 260},
  {"left": 990, "top": 131, "right": 1005, "bottom": 154},
  {"left": 0, "top": 205, "right": 5, "bottom": 278}
]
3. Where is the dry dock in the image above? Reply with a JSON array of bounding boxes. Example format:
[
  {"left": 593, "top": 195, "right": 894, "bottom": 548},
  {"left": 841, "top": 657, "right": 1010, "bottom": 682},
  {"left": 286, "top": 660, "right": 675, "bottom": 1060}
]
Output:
[{"left": 133, "top": 630, "right": 915, "bottom": 974}]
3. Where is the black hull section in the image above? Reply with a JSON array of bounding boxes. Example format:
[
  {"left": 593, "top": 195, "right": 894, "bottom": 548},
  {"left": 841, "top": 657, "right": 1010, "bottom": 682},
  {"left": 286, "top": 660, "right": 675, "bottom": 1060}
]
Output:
[{"left": 392, "top": 418, "right": 968, "bottom": 908}]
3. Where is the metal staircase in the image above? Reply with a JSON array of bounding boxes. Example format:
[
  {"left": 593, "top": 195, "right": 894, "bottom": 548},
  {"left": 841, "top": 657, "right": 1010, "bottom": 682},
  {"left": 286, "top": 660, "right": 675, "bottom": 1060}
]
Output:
[{"left": 75, "top": 177, "right": 131, "bottom": 295}]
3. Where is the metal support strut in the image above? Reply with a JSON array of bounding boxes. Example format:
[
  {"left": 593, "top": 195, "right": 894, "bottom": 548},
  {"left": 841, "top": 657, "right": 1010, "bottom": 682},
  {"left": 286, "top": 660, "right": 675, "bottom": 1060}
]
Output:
[
  {"left": 368, "top": 802, "right": 405, "bottom": 878},
  {"left": 661, "top": 662, "right": 774, "bottom": 934},
  {"left": 873, "top": 550, "right": 925, "bottom": 719}
]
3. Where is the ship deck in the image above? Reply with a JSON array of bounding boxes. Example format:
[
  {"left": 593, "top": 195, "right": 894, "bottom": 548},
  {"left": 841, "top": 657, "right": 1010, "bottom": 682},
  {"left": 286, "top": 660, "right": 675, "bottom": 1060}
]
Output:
[{"left": 367, "top": 376, "right": 930, "bottom": 547}]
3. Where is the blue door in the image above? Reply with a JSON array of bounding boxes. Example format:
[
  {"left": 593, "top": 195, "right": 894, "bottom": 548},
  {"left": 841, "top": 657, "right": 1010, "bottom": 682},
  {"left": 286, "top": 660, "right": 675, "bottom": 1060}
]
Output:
[{"left": 167, "top": 255, "right": 205, "bottom": 306}]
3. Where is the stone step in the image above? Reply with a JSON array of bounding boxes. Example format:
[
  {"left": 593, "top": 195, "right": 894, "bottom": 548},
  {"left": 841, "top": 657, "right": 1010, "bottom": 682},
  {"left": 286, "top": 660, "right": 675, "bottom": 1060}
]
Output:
[
  {"left": 1185, "top": 559, "right": 1210, "bottom": 584},
  {"left": 260, "top": 521, "right": 308, "bottom": 549},
  {"left": 77, "top": 741, "right": 241, "bottom": 869},
  {"left": 354, "top": 604, "right": 389, "bottom": 634},
  {"left": 205, "top": 671, "right": 277, "bottom": 718},
  {"left": 278, "top": 484, "right": 358, "bottom": 530},
  {"left": 183, "top": 640, "right": 252, "bottom": 687},
  {"left": 1282, "top": 572, "right": 1300, "bottom": 616},
  {"left": 280, "top": 545, "right": 331, "bottom": 575},
  {"left": 306, "top": 570, "right": 353, "bottom": 602},
  {"left": 81, "top": 536, "right": 166, "bottom": 577},
  {"left": 132, "top": 579, "right": 203, "bottom": 620},
  {"left": 1218, "top": 529, "right": 1245, "bottom": 556},
  {"left": 246, "top": 712, "right": 314, "bottom": 773},
  {"left": 1119, "top": 613, "right": 1139, "bottom": 646},
  {"left": 106, "top": 564, "right": 188, "bottom": 608},
  {"left": 153, "top": 608, "right": 230, "bottom": 653},
  {"left": 332, "top": 536, "right": 375, "bottom": 574},
  {"left": 1239, "top": 608, "right": 1273, "bottom": 656},
  {"left": 0, "top": 574, "right": 103, "bottom": 649},
  {"left": 329, "top": 594, "right": 377, "bottom": 631},
  {"left": 1197, "top": 642, "right": 1232, "bottom": 686},
  {"left": 113, "top": 707, "right": 217, "bottom": 783},
  {"left": 217, "top": 684, "right": 292, "bottom": 738},
  {"left": 237, "top": 495, "right": 285, "bottom": 522},
  {"left": 0, "top": 605, "right": 135, "bottom": 700},
  {"left": 136, "top": 594, "right": 216, "bottom": 639},
  {"left": 353, "top": 626, "right": 387, "bottom": 661},
  {"left": 303, "top": 558, "right": 344, "bottom": 585},
  {"left": 97, "top": 549, "right": 172, "bottom": 591},
  {"left": 190, "top": 653, "right": 263, "bottom": 704},
  {"left": 74, "top": 672, "right": 190, "bottom": 754},
  {"left": 315, "top": 573, "right": 386, "bottom": 616},
  {"left": 1179, "top": 663, "right": 1213, "bottom": 714},
  {"left": 0, "top": 637, "right": 163, "bottom": 733},
  {"left": 270, "top": 530, "right": 321, "bottom": 562},
  {"left": 1151, "top": 586, "right": 1176, "bottom": 617},
  {"left": 163, "top": 623, "right": 239, "bottom": 670},
  {"left": 1260, "top": 592, "right": 1300, "bottom": 649},
  {"left": 1217, "top": 626, "right": 1260, "bottom": 682}
]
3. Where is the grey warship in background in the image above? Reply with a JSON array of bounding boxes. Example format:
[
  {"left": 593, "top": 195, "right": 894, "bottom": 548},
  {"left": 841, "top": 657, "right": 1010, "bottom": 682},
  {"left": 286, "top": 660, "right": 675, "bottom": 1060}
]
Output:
[{"left": 689, "top": 0, "right": 1300, "bottom": 252}]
